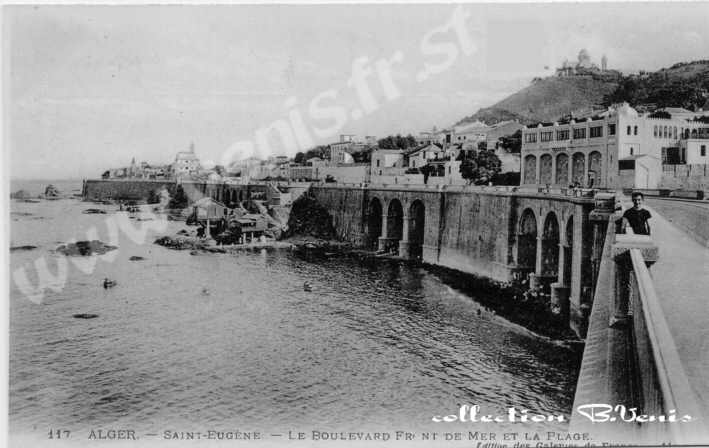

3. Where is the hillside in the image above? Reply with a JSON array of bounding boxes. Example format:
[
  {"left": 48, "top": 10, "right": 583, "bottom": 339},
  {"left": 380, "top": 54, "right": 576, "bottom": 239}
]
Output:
[
  {"left": 457, "top": 77, "right": 618, "bottom": 125},
  {"left": 456, "top": 60, "right": 709, "bottom": 126},
  {"left": 603, "top": 60, "right": 709, "bottom": 110}
]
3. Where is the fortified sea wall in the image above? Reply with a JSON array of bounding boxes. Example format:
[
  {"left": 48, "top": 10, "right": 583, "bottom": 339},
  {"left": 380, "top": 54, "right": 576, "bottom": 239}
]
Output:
[
  {"left": 82, "top": 179, "right": 175, "bottom": 201},
  {"left": 82, "top": 179, "right": 310, "bottom": 205}
]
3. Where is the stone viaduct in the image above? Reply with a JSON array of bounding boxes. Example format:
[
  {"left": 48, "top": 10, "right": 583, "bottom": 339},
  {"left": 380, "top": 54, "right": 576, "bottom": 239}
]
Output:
[{"left": 310, "top": 184, "right": 604, "bottom": 335}]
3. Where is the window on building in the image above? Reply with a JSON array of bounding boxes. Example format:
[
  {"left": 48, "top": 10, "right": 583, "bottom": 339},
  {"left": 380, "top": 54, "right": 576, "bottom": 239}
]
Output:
[
  {"left": 634, "top": 126, "right": 638, "bottom": 135},
  {"left": 590, "top": 126, "right": 603, "bottom": 138},
  {"left": 702, "top": 145, "right": 707, "bottom": 157},
  {"left": 540, "top": 131, "right": 553, "bottom": 142},
  {"left": 608, "top": 124, "right": 616, "bottom": 135},
  {"left": 673, "top": 127, "right": 677, "bottom": 139},
  {"left": 664, "top": 126, "right": 668, "bottom": 138},
  {"left": 630, "top": 147, "right": 634, "bottom": 155},
  {"left": 524, "top": 133, "right": 537, "bottom": 143},
  {"left": 654, "top": 125, "right": 658, "bottom": 137},
  {"left": 573, "top": 128, "right": 586, "bottom": 139},
  {"left": 376, "top": 159, "right": 380, "bottom": 167},
  {"left": 556, "top": 130, "right": 570, "bottom": 140},
  {"left": 627, "top": 126, "right": 632, "bottom": 135}
]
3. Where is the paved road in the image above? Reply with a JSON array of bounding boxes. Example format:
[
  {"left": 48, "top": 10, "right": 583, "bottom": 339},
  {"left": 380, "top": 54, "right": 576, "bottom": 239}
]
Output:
[
  {"left": 646, "top": 198, "right": 709, "bottom": 246},
  {"left": 638, "top": 200, "right": 709, "bottom": 417}
]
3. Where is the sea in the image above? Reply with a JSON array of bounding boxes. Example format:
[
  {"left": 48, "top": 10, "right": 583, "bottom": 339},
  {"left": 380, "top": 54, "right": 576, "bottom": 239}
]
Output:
[{"left": 9, "top": 179, "right": 580, "bottom": 446}]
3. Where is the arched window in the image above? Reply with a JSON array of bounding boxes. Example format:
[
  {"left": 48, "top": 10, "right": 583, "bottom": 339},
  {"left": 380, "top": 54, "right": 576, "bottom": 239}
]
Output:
[
  {"left": 630, "top": 147, "right": 634, "bottom": 155},
  {"left": 634, "top": 126, "right": 638, "bottom": 135},
  {"left": 654, "top": 125, "right": 658, "bottom": 137},
  {"left": 664, "top": 126, "right": 668, "bottom": 138},
  {"left": 540, "top": 154, "right": 553, "bottom": 184},
  {"left": 628, "top": 126, "right": 632, "bottom": 135}
]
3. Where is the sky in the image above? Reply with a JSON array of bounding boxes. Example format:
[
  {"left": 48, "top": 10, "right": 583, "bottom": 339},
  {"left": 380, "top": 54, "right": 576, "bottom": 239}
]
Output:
[{"left": 5, "top": 3, "right": 709, "bottom": 179}]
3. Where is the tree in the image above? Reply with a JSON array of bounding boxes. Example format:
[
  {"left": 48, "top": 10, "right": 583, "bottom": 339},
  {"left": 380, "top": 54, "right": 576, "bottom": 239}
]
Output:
[
  {"left": 498, "top": 130, "right": 522, "bottom": 153},
  {"left": 459, "top": 158, "right": 478, "bottom": 184},
  {"left": 147, "top": 189, "right": 160, "bottom": 204},
  {"left": 419, "top": 164, "right": 435, "bottom": 183},
  {"left": 294, "top": 151, "right": 306, "bottom": 164},
  {"left": 377, "top": 134, "right": 418, "bottom": 150},
  {"left": 351, "top": 149, "right": 372, "bottom": 163},
  {"left": 459, "top": 149, "right": 502, "bottom": 184},
  {"left": 168, "top": 185, "right": 188, "bottom": 209}
]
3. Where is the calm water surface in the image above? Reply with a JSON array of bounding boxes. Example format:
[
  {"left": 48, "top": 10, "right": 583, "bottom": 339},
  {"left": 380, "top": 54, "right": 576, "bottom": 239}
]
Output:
[{"left": 9, "top": 181, "right": 579, "bottom": 440}]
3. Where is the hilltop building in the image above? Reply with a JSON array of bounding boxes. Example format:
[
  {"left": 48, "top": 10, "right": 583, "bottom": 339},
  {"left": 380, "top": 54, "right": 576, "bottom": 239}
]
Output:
[{"left": 555, "top": 49, "right": 621, "bottom": 81}]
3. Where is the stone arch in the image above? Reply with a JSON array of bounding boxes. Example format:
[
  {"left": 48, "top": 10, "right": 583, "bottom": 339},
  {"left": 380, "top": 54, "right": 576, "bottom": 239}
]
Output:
[
  {"left": 540, "top": 154, "right": 553, "bottom": 184},
  {"left": 367, "top": 197, "right": 383, "bottom": 249},
  {"left": 517, "top": 208, "right": 537, "bottom": 272},
  {"left": 588, "top": 151, "right": 602, "bottom": 187},
  {"left": 408, "top": 200, "right": 425, "bottom": 259},
  {"left": 541, "top": 212, "right": 560, "bottom": 278},
  {"left": 563, "top": 216, "right": 574, "bottom": 286},
  {"left": 556, "top": 153, "right": 569, "bottom": 186},
  {"left": 386, "top": 198, "right": 404, "bottom": 242},
  {"left": 572, "top": 152, "right": 585, "bottom": 184},
  {"left": 523, "top": 155, "right": 537, "bottom": 184}
]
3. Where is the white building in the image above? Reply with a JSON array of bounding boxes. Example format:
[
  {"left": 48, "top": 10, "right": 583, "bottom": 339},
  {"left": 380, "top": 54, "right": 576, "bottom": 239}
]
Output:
[
  {"left": 173, "top": 144, "right": 201, "bottom": 178},
  {"left": 406, "top": 143, "right": 445, "bottom": 169},
  {"left": 453, "top": 121, "right": 490, "bottom": 144},
  {"left": 519, "top": 102, "right": 709, "bottom": 189}
]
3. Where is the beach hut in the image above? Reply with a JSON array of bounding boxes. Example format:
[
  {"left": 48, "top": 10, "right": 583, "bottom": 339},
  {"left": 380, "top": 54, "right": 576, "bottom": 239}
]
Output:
[{"left": 191, "top": 197, "right": 229, "bottom": 237}]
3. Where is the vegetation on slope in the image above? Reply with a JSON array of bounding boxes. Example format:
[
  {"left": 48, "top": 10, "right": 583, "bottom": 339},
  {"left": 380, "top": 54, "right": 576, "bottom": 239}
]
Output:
[
  {"left": 602, "top": 61, "right": 709, "bottom": 110},
  {"left": 456, "top": 60, "right": 709, "bottom": 127}
]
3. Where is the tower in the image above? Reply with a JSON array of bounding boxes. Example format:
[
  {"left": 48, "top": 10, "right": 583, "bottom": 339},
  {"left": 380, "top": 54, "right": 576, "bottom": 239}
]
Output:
[{"left": 601, "top": 54, "right": 607, "bottom": 71}]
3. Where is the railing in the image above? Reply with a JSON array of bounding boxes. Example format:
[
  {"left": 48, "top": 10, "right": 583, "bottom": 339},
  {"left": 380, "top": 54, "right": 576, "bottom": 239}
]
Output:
[{"left": 612, "top": 226, "right": 704, "bottom": 443}]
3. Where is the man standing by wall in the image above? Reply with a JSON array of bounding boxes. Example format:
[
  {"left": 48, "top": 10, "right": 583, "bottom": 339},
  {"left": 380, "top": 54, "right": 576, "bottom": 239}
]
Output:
[{"left": 622, "top": 191, "right": 652, "bottom": 235}]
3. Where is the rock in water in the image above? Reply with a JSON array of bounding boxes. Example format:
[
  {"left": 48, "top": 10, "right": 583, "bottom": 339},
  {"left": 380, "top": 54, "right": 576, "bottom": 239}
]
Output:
[
  {"left": 10, "top": 189, "right": 32, "bottom": 200},
  {"left": 129, "top": 256, "right": 145, "bottom": 261},
  {"left": 44, "top": 184, "right": 60, "bottom": 197},
  {"left": 154, "top": 236, "right": 207, "bottom": 250},
  {"left": 284, "top": 194, "right": 337, "bottom": 240},
  {"left": 56, "top": 240, "right": 118, "bottom": 256},
  {"left": 73, "top": 314, "right": 99, "bottom": 319},
  {"left": 10, "top": 245, "right": 37, "bottom": 252}
]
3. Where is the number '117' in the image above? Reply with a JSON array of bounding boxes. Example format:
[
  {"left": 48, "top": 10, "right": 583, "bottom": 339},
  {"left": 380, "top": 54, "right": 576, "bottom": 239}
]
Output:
[{"left": 48, "top": 429, "right": 70, "bottom": 439}]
